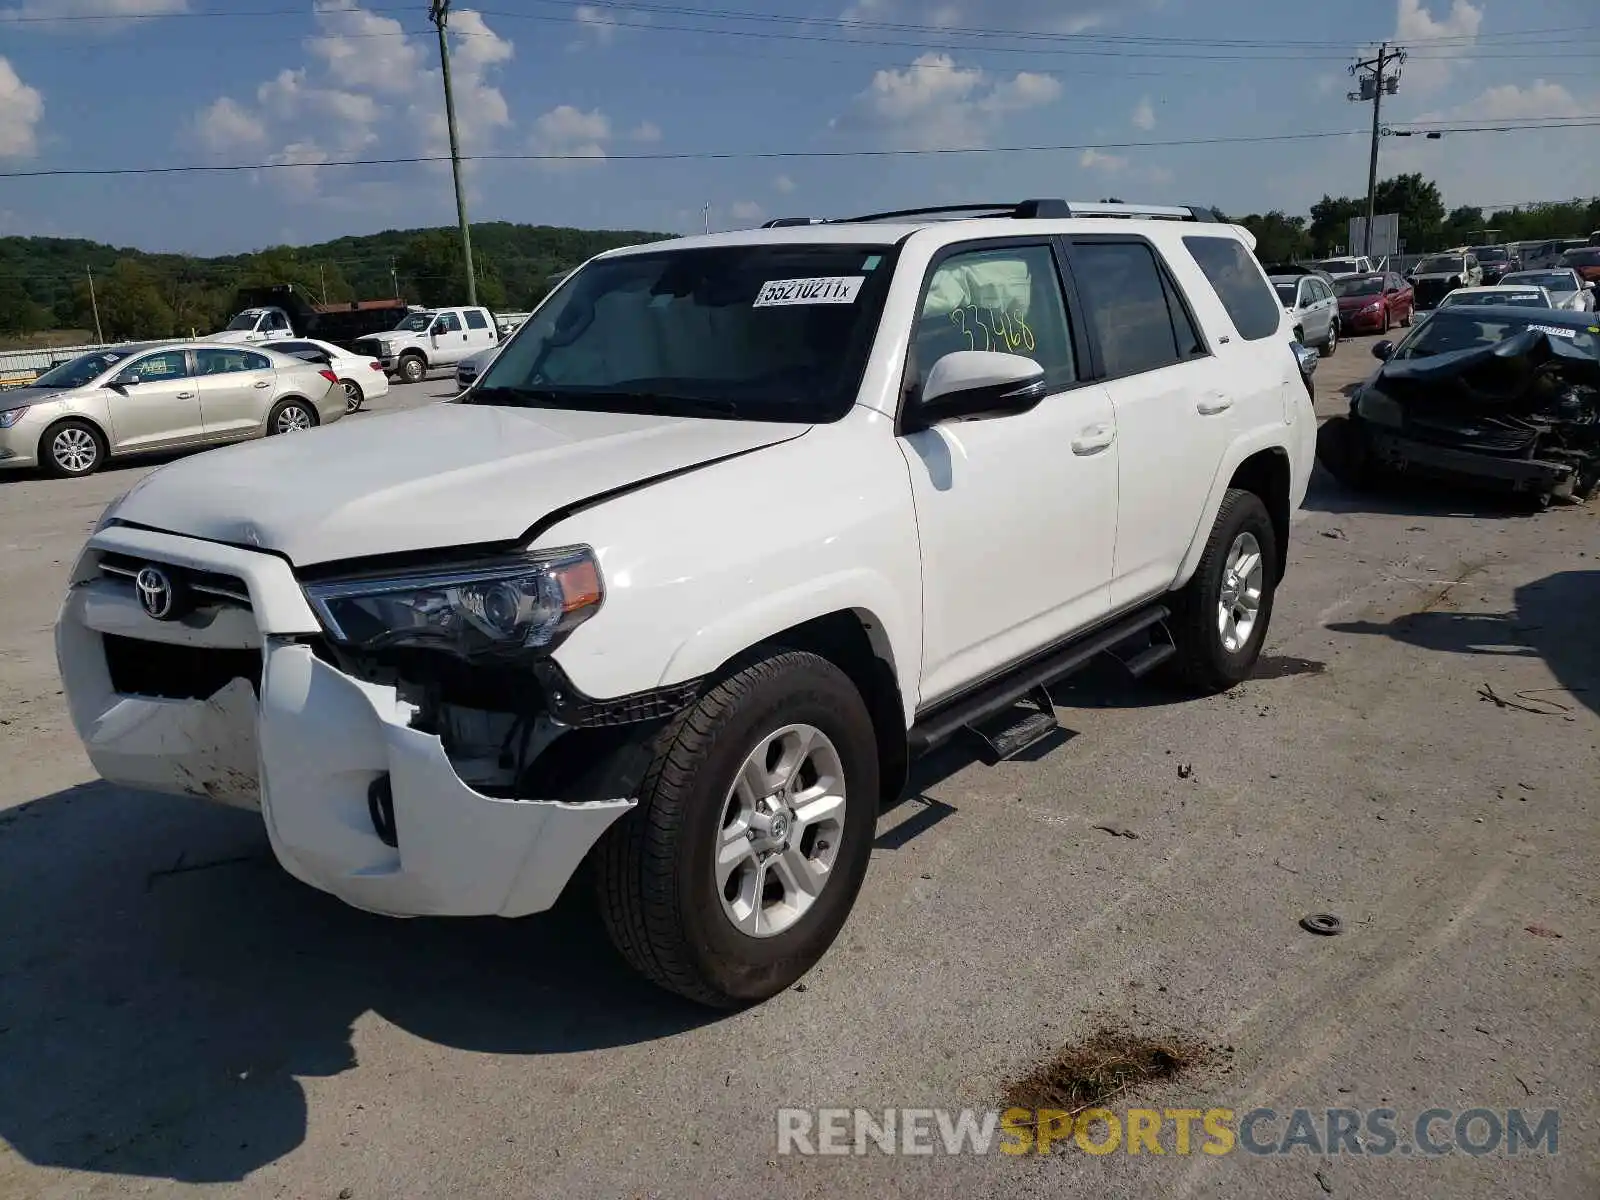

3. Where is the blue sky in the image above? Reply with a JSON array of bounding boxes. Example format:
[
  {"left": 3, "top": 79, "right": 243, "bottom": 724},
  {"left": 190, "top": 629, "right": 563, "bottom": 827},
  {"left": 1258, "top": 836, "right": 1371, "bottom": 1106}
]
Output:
[{"left": 0, "top": 0, "right": 1596, "bottom": 254}]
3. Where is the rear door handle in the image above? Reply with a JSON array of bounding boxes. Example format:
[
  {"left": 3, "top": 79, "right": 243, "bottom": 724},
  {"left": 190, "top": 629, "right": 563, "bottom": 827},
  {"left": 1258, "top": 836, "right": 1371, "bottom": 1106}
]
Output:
[
  {"left": 1197, "top": 393, "right": 1234, "bottom": 415},
  {"left": 1071, "top": 423, "right": 1116, "bottom": 455}
]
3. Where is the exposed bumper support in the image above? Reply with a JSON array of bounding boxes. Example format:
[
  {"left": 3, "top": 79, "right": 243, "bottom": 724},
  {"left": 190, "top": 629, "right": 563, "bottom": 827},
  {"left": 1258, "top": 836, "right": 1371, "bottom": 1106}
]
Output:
[{"left": 1367, "top": 429, "right": 1573, "bottom": 490}]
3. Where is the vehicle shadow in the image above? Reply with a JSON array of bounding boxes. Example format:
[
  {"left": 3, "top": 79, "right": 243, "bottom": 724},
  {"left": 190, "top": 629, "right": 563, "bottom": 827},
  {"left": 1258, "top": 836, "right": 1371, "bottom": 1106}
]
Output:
[
  {"left": 0, "top": 782, "right": 714, "bottom": 1184},
  {"left": 1326, "top": 568, "right": 1599, "bottom": 718},
  {"left": 1299, "top": 463, "right": 1544, "bottom": 519}
]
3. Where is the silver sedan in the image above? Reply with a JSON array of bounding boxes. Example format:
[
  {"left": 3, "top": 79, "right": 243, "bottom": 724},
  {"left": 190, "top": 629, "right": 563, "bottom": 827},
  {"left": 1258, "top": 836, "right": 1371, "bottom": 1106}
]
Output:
[{"left": 0, "top": 342, "right": 344, "bottom": 478}]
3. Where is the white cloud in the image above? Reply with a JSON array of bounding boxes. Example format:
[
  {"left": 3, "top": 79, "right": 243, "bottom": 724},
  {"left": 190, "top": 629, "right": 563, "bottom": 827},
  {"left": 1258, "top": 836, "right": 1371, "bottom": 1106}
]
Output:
[
  {"left": 773, "top": 174, "right": 797, "bottom": 194},
  {"left": 1079, "top": 148, "right": 1128, "bottom": 173},
  {"left": 730, "top": 200, "right": 766, "bottom": 225},
  {"left": 195, "top": 97, "right": 267, "bottom": 153},
  {"left": 1396, "top": 0, "right": 1483, "bottom": 94},
  {"left": 532, "top": 105, "right": 612, "bottom": 168},
  {"left": 1131, "top": 96, "right": 1155, "bottom": 131},
  {"left": 0, "top": 56, "right": 43, "bottom": 158},
  {"left": 1, "top": 0, "right": 187, "bottom": 28},
  {"left": 628, "top": 121, "right": 662, "bottom": 143},
  {"left": 841, "top": 0, "right": 1116, "bottom": 34},
  {"left": 570, "top": 3, "right": 647, "bottom": 49},
  {"left": 839, "top": 53, "right": 1061, "bottom": 149},
  {"left": 1468, "top": 80, "right": 1585, "bottom": 121},
  {"left": 305, "top": 1, "right": 422, "bottom": 95},
  {"left": 265, "top": 140, "right": 333, "bottom": 197}
]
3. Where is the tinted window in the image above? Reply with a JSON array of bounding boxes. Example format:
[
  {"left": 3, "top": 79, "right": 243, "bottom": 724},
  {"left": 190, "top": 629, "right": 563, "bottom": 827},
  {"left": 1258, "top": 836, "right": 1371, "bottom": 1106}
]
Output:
[
  {"left": 264, "top": 340, "right": 317, "bottom": 355},
  {"left": 122, "top": 351, "right": 189, "bottom": 383},
  {"left": 1073, "top": 240, "right": 1192, "bottom": 376},
  {"left": 264, "top": 311, "right": 288, "bottom": 330},
  {"left": 476, "top": 243, "right": 897, "bottom": 423},
  {"left": 435, "top": 312, "right": 462, "bottom": 333},
  {"left": 1336, "top": 277, "right": 1383, "bottom": 297},
  {"left": 1184, "top": 235, "right": 1281, "bottom": 341},
  {"left": 1273, "top": 281, "right": 1297, "bottom": 305},
  {"left": 914, "top": 245, "right": 1077, "bottom": 390},
  {"left": 464, "top": 309, "right": 489, "bottom": 329},
  {"left": 197, "top": 348, "right": 269, "bottom": 375},
  {"left": 1163, "top": 272, "right": 1204, "bottom": 358}
]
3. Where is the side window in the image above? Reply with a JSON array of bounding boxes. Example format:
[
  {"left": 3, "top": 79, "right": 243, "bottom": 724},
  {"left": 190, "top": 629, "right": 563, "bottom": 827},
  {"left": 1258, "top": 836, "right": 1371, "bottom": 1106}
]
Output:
[
  {"left": 1071, "top": 240, "right": 1191, "bottom": 378},
  {"left": 121, "top": 350, "right": 189, "bottom": 384},
  {"left": 914, "top": 244, "right": 1077, "bottom": 390},
  {"left": 1162, "top": 272, "right": 1205, "bottom": 358},
  {"left": 196, "top": 348, "right": 265, "bottom": 375},
  {"left": 265, "top": 311, "right": 288, "bottom": 331},
  {"left": 436, "top": 312, "right": 463, "bottom": 333},
  {"left": 1182, "top": 235, "right": 1282, "bottom": 341},
  {"left": 463, "top": 309, "right": 489, "bottom": 330}
]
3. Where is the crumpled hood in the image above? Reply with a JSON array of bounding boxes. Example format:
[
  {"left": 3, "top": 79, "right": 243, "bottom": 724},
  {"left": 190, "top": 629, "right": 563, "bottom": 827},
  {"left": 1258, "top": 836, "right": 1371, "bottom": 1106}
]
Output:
[{"left": 111, "top": 401, "right": 809, "bottom": 566}]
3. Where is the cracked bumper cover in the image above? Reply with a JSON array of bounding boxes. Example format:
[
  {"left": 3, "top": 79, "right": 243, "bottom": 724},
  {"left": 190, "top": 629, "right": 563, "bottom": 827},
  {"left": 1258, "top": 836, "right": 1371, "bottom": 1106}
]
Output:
[{"left": 56, "top": 526, "right": 638, "bottom": 919}]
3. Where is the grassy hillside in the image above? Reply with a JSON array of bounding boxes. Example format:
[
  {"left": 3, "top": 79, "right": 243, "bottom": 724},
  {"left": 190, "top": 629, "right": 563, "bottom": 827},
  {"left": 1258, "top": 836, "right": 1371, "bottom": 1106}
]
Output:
[{"left": 0, "top": 222, "right": 672, "bottom": 344}]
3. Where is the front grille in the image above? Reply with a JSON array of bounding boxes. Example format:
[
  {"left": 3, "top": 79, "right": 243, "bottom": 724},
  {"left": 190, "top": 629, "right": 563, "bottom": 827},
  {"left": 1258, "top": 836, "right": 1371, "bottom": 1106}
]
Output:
[
  {"left": 97, "top": 552, "right": 252, "bottom": 610},
  {"left": 1406, "top": 415, "right": 1538, "bottom": 455},
  {"left": 103, "top": 633, "right": 262, "bottom": 700}
]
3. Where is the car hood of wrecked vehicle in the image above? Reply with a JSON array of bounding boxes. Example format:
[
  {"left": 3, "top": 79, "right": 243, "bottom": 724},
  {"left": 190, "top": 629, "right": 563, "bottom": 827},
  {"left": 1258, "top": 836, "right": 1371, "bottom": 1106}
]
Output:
[{"left": 108, "top": 401, "right": 811, "bottom": 566}]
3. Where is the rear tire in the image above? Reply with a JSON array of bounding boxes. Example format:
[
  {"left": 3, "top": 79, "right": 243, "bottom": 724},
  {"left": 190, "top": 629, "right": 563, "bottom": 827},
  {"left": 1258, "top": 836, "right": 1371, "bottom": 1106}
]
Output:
[
  {"left": 1319, "top": 320, "right": 1339, "bottom": 357},
  {"left": 594, "top": 650, "right": 879, "bottom": 1008},
  {"left": 267, "top": 398, "right": 317, "bottom": 435},
  {"left": 1166, "top": 489, "right": 1278, "bottom": 693},
  {"left": 341, "top": 379, "right": 363, "bottom": 413},
  {"left": 40, "top": 419, "right": 106, "bottom": 478}
]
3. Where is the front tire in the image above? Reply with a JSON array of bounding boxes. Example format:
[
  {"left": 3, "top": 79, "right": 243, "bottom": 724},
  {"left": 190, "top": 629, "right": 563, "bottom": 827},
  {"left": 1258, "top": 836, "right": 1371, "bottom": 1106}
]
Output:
[
  {"left": 594, "top": 650, "right": 879, "bottom": 1008},
  {"left": 40, "top": 419, "right": 106, "bottom": 478},
  {"left": 398, "top": 354, "right": 426, "bottom": 385},
  {"left": 1319, "top": 319, "right": 1339, "bottom": 357},
  {"left": 1167, "top": 489, "right": 1279, "bottom": 693}
]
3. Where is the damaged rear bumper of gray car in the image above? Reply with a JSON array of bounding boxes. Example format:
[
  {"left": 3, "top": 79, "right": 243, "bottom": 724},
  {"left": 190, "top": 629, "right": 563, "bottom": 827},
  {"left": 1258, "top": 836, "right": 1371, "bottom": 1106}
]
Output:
[{"left": 56, "top": 525, "right": 673, "bottom": 919}]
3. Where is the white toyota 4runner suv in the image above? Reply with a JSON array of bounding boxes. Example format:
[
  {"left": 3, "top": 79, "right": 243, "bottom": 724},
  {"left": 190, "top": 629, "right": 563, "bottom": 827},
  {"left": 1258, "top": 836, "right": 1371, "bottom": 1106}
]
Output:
[{"left": 57, "top": 200, "right": 1314, "bottom": 1007}]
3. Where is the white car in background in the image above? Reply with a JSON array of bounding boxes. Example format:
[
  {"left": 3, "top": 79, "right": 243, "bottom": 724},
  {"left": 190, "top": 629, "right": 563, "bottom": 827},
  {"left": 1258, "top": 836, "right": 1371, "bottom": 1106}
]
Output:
[
  {"left": 1436, "top": 285, "right": 1555, "bottom": 311},
  {"left": 261, "top": 337, "right": 391, "bottom": 413},
  {"left": 1312, "top": 255, "right": 1373, "bottom": 279},
  {"left": 1497, "top": 269, "right": 1597, "bottom": 313}
]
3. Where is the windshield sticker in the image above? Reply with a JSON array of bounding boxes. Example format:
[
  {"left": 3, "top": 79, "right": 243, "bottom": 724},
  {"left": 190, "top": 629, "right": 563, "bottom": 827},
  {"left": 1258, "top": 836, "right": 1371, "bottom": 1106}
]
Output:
[
  {"left": 754, "top": 276, "right": 865, "bottom": 307},
  {"left": 1529, "top": 324, "right": 1578, "bottom": 339},
  {"left": 862, "top": 255, "right": 883, "bottom": 271}
]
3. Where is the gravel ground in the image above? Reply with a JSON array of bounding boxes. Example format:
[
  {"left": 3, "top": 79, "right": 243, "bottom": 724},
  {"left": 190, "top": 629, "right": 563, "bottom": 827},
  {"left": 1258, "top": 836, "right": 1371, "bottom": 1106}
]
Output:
[{"left": 1, "top": 349, "right": 1595, "bottom": 1200}]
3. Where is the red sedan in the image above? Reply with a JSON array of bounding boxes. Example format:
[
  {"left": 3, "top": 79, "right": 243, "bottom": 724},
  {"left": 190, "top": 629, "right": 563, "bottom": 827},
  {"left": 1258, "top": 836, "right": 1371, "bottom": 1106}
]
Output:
[{"left": 1335, "top": 271, "right": 1414, "bottom": 334}]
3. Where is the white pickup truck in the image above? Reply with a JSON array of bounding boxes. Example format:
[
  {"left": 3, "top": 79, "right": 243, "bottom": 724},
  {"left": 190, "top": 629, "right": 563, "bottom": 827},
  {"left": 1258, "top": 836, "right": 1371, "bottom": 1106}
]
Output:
[
  {"left": 58, "top": 200, "right": 1315, "bottom": 1008},
  {"left": 351, "top": 306, "right": 500, "bottom": 383}
]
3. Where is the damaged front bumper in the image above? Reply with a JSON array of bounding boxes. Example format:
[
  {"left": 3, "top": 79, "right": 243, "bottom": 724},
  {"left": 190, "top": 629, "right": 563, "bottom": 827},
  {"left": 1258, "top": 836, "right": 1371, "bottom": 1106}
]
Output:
[
  {"left": 1364, "top": 428, "right": 1576, "bottom": 492},
  {"left": 56, "top": 525, "right": 657, "bottom": 919}
]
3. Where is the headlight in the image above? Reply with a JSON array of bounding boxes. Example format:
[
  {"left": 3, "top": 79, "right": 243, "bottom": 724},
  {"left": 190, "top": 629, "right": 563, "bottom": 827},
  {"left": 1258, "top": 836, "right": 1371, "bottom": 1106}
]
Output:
[
  {"left": 1362, "top": 300, "right": 1382, "bottom": 312},
  {"left": 305, "top": 548, "right": 603, "bottom": 659},
  {"left": 0, "top": 406, "right": 29, "bottom": 429}
]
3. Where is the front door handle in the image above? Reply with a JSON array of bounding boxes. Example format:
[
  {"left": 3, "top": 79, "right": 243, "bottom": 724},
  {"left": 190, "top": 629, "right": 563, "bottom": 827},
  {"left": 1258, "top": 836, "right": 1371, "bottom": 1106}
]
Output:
[
  {"left": 254, "top": 380, "right": 271, "bottom": 388},
  {"left": 176, "top": 391, "right": 195, "bottom": 399},
  {"left": 1071, "top": 423, "right": 1116, "bottom": 455},
  {"left": 1197, "top": 393, "right": 1234, "bottom": 415}
]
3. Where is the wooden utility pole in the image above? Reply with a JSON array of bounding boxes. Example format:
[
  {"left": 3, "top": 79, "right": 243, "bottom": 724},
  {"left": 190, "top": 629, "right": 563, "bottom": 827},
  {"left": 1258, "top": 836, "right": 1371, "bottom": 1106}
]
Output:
[
  {"left": 86, "top": 266, "right": 103, "bottom": 343},
  {"left": 428, "top": 0, "right": 478, "bottom": 306},
  {"left": 1349, "top": 43, "right": 1406, "bottom": 258}
]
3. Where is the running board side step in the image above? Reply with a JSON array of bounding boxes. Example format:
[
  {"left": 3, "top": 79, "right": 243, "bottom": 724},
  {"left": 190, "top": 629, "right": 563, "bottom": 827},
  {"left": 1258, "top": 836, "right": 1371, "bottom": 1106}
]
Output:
[{"left": 908, "top": 605, "right": 1170, "bottom": 756}]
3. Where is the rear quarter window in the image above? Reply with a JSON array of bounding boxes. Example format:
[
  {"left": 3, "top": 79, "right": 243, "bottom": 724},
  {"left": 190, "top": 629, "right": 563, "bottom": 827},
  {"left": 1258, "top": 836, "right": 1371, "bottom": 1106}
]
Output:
[
  {"left": 1183, "top": 236, "right": 1282, "bottom": 341},
  {"left": 464, "top": 310, "right": 490, "bottom": 329}
]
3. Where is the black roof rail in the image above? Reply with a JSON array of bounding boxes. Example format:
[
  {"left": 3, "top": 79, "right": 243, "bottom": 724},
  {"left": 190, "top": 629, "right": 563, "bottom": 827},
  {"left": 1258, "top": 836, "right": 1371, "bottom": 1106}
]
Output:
[
  {"left": 760, "top": 217, "right": 826, "bottom": 227},
  {"left": 832, "top": 199, "right": 1224, "bottom": 224}
]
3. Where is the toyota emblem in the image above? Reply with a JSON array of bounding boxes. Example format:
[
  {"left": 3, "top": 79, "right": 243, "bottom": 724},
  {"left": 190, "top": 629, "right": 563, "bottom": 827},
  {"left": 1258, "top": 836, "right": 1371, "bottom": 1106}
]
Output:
[{"left": 135, "top": 566, "right": 177, "bottom": 620}]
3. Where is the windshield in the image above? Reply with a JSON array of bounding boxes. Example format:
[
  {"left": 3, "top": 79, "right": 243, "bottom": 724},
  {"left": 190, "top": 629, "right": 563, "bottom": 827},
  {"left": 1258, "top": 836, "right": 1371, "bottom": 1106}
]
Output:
[
  {"left": 1505, "top": 272, "right": 1576, "bottom": 293},
  {"left": 1415, "top": 256, "right": 1463, "bottom": 274},
  {"left": 1317, "top": 260, "right": 1358, "bottom": 274},
  {"left": 1394, "top": 311, "right": 1598, "bottom": 360},
  {"left": 392, "top": 312, "right": 436, "bottom": 332},
  {"left": 1273, "top": 281, "right": 1298, "bottom": 304},
  {"left": 472, "top": 243, "right": 897, "bottom": 423},
  {"left": 1560, "top": 249, "right": 1600, "bottom": 267},
  {"left": 27, "top": 350, "right": 131, "bottom": 389},
  {"left": 1440, "top": 290, "right": 1545, "bottom": 308},
  {"left": 1471, "top": 246, "right": 1509, "bottom": 261},
  {"left": 225, "top": 311, "right": 263, "bottom": 331},
  {"left": 1335, "top": 277, "right": 1384, "bottom": 297}
]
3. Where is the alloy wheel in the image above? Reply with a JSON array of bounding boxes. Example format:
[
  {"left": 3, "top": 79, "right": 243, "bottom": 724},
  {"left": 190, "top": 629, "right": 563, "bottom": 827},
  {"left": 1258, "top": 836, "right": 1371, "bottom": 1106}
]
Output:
[
  {"left": 1217, "top": 531, "right": 1264, "bottom": 654},
  {"left": 275, "top": 404, "right": 313, "bottom": 434},
  {"left": 51, "top": 427, "right": 98, "bottom": 474}
]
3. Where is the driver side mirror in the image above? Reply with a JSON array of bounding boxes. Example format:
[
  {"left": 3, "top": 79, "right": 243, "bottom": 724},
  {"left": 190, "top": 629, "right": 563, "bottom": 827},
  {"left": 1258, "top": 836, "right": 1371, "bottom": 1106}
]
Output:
[
  {"left": 906, "top": 351, "right": 1047, "bottom": 431},
  {"left": 1372, "top": 340, "right": 1396, "bottom": 361},
  {"left": 110, "top": 372, "right": 140, "bottom": 389}
]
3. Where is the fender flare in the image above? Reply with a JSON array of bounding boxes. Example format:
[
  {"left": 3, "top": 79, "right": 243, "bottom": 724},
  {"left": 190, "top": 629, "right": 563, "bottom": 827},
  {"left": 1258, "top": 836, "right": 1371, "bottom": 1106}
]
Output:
[
  {"left": 38, "top": 411, "right": 113, "bottom": 459},
  {"left": 657, "top": 570, "right": 918, "bottom": 727},
  {"left": 1173, "top": 424, "right": 1295, "bottom": 589}
]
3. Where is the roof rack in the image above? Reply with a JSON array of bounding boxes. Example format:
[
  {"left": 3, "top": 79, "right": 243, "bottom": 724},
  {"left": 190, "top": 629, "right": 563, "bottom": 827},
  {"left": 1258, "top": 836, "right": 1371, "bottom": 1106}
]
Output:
[{"left": 829, "top": 199, "right": 1222, "bottom": 224}]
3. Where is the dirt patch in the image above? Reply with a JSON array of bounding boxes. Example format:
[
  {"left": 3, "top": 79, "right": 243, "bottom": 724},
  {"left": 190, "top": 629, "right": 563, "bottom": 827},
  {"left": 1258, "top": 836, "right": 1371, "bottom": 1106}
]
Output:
[
  {"left": 1000, "top": 1026, "right": 1219, "bottom": 1114},
  {"left": 1252, "top": 655, "right": 1326, "bottom": 680}
]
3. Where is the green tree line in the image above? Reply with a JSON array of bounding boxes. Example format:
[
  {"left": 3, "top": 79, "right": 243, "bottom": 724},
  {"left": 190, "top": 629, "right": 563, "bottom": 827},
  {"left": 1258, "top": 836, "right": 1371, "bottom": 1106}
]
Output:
[
  {"left": 0, "top": 221, "right": 669, "bottom": 341},
  {"left": 1227, "top": 177, "right": 1599, "bottom": 265}
]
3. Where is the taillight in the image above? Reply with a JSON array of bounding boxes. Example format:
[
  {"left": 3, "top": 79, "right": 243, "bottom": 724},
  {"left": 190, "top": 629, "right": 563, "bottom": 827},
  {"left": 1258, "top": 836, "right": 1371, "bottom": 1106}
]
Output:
[
  {"left": 318, "top": 369, "right": 338, "bottom": 384},
  {"left": 369, "top": 361, "right": 383, "bottom": 372}
]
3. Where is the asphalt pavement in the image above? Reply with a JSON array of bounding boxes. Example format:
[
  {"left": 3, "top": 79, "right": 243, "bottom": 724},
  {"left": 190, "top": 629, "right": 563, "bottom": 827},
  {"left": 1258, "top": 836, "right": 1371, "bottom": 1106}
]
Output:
[{"left": 1, "top": 350, "right": 1595, "bottom": 1200}]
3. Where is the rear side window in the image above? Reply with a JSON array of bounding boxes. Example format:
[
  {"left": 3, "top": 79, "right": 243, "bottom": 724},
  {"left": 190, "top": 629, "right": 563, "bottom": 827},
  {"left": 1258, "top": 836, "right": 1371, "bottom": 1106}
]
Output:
[
  {"left": 1070, "top": 240, "right": 1197, "bottom": 378},
  {"left": 464, "top": 310, "right": 489, "bottom": 330},
  {"left": 1183, "top": 235, "right": 1282, "bottom": 341}
]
